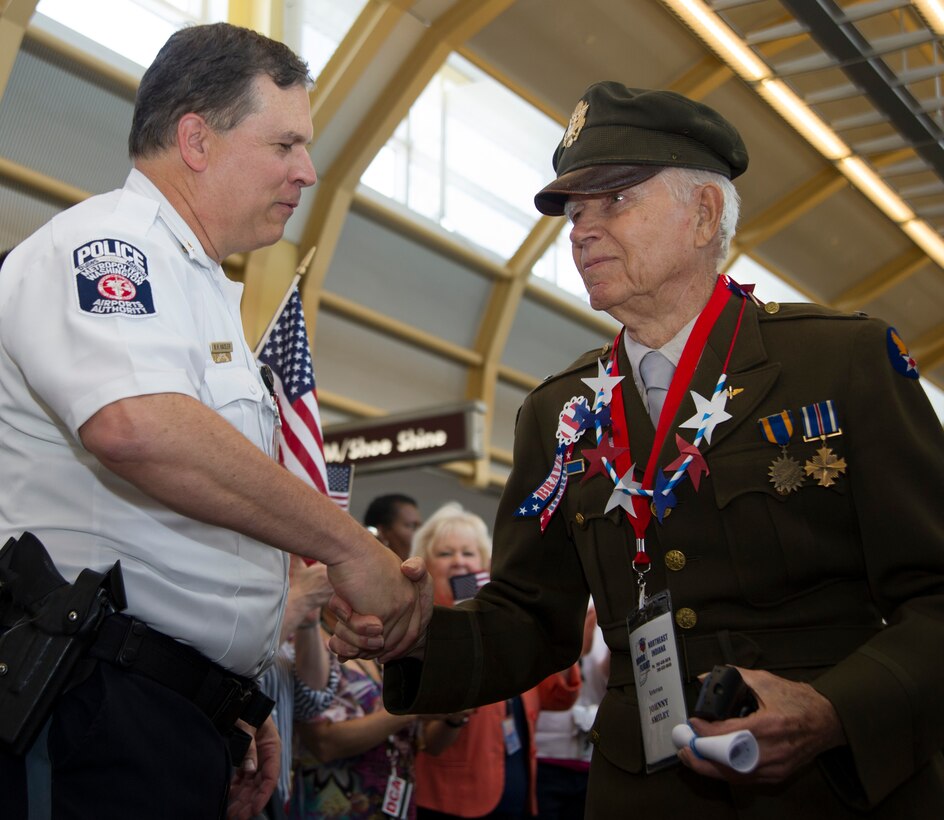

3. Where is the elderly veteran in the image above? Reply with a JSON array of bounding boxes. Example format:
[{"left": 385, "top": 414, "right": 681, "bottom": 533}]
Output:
[
  {"left": 376, "top": 82, "right": 944, "bottom": 818},
  {"left": 0, "top": 23, "right": 429, "bottom": 820}
]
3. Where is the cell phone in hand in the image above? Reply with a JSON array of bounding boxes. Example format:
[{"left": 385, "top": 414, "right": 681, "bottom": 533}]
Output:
[{"left": 692, "top": 665, "right": 758, "bottom": 721}]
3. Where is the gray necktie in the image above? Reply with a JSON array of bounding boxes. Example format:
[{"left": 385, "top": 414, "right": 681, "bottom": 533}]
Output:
[{"left": 640, "top": 350, "right": 676, "bottom": 427}]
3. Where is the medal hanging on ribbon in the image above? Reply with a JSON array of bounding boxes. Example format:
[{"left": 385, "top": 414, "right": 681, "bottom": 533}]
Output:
[
  {"left": 758, "top": 410, "right": 804, "bottom": 494},
  {"left": 801, "top": 400, "right": 847, "bottom": 487}
]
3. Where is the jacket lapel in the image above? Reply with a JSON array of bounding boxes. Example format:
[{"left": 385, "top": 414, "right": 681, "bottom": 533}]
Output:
[{"left": 659, "top": 296, "right": 780, "bottom": 464}]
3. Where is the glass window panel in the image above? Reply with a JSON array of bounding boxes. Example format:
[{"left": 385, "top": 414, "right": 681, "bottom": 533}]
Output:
[
  {"left": 532, "top": 229, "right": 587, "bottom": 302},
  {"left": 36, "top": 0, "right": 226, "bottom": 68},
  {"left": 362, "top": 52, "right": 561, "bottom": 261},
  {"left": 290, "top": 0, "right": 369, "bottom": 80}
]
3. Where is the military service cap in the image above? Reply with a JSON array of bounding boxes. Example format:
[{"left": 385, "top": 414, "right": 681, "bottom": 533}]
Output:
[{"left": 534, "top": 82, "right": 749, "bottom": 216}]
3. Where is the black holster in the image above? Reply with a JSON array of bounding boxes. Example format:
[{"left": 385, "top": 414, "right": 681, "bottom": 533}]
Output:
[{"left": 0, "top": 531, "right": 126, "bottom": 755}]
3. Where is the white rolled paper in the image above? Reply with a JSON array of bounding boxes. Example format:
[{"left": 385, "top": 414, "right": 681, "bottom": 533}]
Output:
[{"left": 671, "top": 722, "right": 759, "bottom": 774}]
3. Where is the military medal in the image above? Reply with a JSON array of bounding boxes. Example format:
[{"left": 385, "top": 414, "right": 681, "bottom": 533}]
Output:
[
  {"left": 804, "top": 446, "right": 847, "bottom": 487},
  {"left": 758, "top": 410, "right": 803, "bottom": 494},
  {"left": 800, "top": 400, "right": 846, "bottom": 487}
]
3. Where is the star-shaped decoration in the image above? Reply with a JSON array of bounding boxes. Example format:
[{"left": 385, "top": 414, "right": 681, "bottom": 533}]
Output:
[
  {"left": 804, "top": 446, "right": 847, "bottom": 487},
  {"left": 651, "top": 470, "right": 677, "bottom": 522},
  {"left": 580, "top": 435, "right": 628, "bottom": 483},
  {"left": 680, "top": 389, "right": 732, "bottom": 445},
  {"left": 664, "top": 434, "right": 709, "bottom": 490},
  {"left": 604, "top": 464, "right": 643, "bottom": 516},
  {"left": 581, "top": 359, "right": 623, "bottom": 408},
  {"left": 571, "top": 399, "right": 594, "bottom": 431}
]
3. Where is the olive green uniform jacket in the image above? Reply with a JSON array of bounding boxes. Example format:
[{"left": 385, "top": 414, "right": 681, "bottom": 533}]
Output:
[{"left": 385, "top": 293, "right": 944, "bottom": 818}]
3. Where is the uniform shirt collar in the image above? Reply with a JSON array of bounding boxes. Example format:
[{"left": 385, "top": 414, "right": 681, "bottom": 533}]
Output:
[
  {"left": 622, "top": 315, "right": 697, "bottom": 402},
  {"left": 125, "top": 168, "right": 216, "bottom": 270}
]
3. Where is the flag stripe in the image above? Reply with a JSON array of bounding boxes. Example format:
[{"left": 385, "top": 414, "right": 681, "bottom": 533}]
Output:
[{"left": 256, "top": 285, "right": 351, "bottom": 510}]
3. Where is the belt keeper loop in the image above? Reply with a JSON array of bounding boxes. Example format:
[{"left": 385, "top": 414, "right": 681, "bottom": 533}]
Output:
[
  {"left": 240, "top": 689, "right": 275, "bottom": 729},
  {"left": 117, "top": 617, "right": 147, "bottom": 667}
]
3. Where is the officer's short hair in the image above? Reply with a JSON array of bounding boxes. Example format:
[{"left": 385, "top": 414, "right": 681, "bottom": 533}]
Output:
[{"left": 129, "top": 22, "right": 311, "bottom": 159}]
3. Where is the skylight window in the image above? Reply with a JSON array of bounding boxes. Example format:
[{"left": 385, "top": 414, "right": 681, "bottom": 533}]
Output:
[{"left": 361, "top": 53, "right": 562, "bottom": 260}]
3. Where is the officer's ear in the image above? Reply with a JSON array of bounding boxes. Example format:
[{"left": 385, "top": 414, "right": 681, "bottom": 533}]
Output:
[
  {"left": 693, "top": 182, "right": 723, "bottom": 249},
  {"left": 177, "top": 113, "right": 212, "bottom": 172}
]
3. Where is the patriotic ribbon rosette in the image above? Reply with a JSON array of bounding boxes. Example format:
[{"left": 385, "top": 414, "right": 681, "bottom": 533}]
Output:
[{"left": 514, "top": 395, "right": 594, "bottom": 531}]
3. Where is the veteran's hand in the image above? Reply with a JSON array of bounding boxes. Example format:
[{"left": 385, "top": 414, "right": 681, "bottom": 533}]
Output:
[
  {"left": 326, "top": 551, "right": 432, "bottom": 662},
  {"left": 678, "top": 667, "right": 846, "bottom": 784}
]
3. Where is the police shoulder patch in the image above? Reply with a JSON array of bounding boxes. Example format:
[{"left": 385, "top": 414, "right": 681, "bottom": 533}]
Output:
[
  {"left": 72, "top": 238, "right": 156, "bottom": 317},
  {"left": 887, "top": 327, "right": 919, "bottom": 379}
]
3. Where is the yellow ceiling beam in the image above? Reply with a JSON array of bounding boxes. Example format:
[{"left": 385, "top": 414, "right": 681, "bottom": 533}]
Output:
[
  {"left": 465, "top": 213, "right": 564, "bottom": 486},
  {"left": 227, "top": 0, "right": 281, "bottom": 37},
  {"left": 296, "top": 0, "right": 515, "bottom": 488},
  {"left": 0, "top": 0, "right": 37, "bottom": 103},
  {"left": 309, "top": 1, "right": 409, "bottom": 142},
  {"left": 0, "top": 155, "right": 89, "bottom": 206},
  {"left": 910, "top": 324, "right": 944, "bottom": 371},
  {"left": 319, "top": 289, "right": 484, "bottom": 367},
  {"left": 353, "top": 190, "right": 509, "bottom": 282},
  {"left": 667, "top": 53, "right": 733, "bottom": 100},
  {"left": 736, "top": 167, "right": 849, "bottom": 250},
  {"left": 832, "top": 247, "right": 929, "bottom": 312}
]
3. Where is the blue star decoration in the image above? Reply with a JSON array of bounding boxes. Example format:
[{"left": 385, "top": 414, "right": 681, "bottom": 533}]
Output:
[
  {"left": 651, "top": 470, "right": 677, "bottom": 522},
  {"left": 571, "top": 400, "right": 594, "bottom": 431}
]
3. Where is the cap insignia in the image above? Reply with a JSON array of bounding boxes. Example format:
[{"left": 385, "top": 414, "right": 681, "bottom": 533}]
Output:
[{"left": 563, "top": 99, "right": 589, "bottom": 148}]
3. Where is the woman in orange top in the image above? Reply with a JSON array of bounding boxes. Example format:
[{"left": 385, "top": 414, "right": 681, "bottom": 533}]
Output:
[{"left": 411, "top": 503, "right": 579, "bottom": 820}]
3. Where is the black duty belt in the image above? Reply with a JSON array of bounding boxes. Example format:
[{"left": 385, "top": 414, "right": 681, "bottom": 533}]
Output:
[
  {"left": 88, "top": 613, "right": 273, "bottom": 762},
  {"left": 607, "top": 624, "right": 882, "bottom": 688}
]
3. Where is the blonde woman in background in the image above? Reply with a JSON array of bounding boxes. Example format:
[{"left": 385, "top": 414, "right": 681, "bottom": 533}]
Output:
[{"left": 410, "top": 503, "right": 579, "bottom": 820}]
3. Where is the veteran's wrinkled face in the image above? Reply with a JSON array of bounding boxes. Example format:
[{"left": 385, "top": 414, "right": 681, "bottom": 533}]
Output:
[{"left": 564, "top": 173, "right": 709, "bottom": 322}]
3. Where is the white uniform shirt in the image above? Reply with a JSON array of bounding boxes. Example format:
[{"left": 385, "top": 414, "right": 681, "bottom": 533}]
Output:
[{"left": 0, "top": 169, "right": 288, "bottom": 677}]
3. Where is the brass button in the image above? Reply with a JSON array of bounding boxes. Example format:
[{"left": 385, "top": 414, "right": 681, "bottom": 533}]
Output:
[
  {"left": 575, "top": 512, "right": 585, "bottom": 526},
  {"left": 650, "top": 502, "right": 671, "bottom": 518},
  {"left": 664, "top": 549, "right": 686, "bottom": 571},
  {"left": 589, "top": 729, "right": 600, "bottom": 745},
  {"left": 764, "top": 301, "right": 780, "bottom": 314},
  {"left": 675, "top": 607, "right": 697, "bottom": 629}
]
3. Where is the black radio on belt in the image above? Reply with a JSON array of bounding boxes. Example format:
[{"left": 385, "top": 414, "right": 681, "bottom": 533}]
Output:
[{"left": 693, "top": 665, "right": 758, "bottom": 721}]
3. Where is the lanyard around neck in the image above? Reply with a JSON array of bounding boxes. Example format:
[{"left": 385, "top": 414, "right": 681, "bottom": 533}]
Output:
[{"left": 608, "top": 276, "right": 741, "bottom": 541}]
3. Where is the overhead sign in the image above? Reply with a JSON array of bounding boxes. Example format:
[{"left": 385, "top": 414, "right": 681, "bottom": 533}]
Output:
[{"left": 323, "top": 401, "right": 486, "bottom": 474}]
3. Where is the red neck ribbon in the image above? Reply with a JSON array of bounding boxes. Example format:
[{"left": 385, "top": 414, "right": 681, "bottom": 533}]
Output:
[{"left": 608, "top": 276, "right": 735, "bottom": 539}]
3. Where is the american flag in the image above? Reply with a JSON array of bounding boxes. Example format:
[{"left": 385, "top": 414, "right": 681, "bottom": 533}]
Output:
[
  {"left": 450, "top": 571, "right": 490, "bottom": 603},
  {"left": 326, "top": 462, "right": 354, "bottom": 513},
  {"left": 257, "top": 284, "right": 353, "bottom": 509}
]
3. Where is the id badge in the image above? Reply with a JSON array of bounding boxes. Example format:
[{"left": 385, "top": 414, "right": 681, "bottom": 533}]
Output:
[
  {"left": 627, "top": 589, "right": 688, "bottom": 772},
  {"left": 382, "top": 774, "right": 413, "bottom": 818},
  {"left": 502, "top": 715, "right": 522, "bottom": 755}
]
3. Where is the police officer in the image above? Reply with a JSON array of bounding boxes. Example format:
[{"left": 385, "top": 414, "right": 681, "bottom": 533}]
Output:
[
  {"left": 0, "top": 23, "right": 429, "bottom": 820},
  {"left": 375, "top": 83, "right": 944, "bottom": 818}
]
